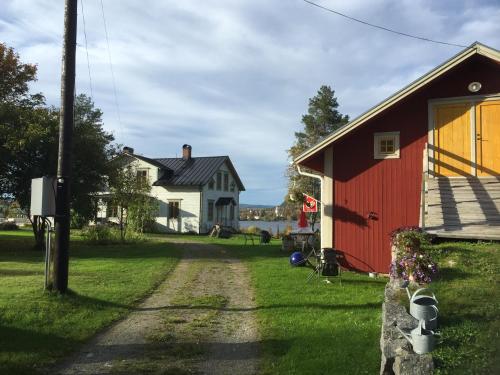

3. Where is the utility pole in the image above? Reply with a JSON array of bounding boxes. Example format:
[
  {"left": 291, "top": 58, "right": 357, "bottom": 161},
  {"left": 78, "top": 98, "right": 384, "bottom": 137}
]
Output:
[{"left": 54, "top": 0, "right": 77, "bottom": 293}]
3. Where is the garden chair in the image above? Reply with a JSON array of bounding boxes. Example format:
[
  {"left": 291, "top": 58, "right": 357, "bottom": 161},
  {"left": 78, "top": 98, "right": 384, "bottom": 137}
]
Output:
[{"left": 307, "top": 248, "right": 342, "bottom": 284}]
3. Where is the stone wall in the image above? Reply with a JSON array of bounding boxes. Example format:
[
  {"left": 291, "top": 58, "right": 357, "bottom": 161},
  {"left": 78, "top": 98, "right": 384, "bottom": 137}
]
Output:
[{"left": 380, "top": 281, "right": 434, "bottom": 375}]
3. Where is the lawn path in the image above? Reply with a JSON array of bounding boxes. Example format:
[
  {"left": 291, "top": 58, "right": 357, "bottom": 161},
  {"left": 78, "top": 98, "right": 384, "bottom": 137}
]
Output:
[{"left": 55, "top": 240, "right": 260, "bottom": 375}]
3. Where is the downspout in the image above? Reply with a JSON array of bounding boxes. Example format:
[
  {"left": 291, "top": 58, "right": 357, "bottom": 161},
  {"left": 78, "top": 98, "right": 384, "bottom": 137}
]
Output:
[{"left": 296, "top": 165, "right": 325, "bottom": 248}]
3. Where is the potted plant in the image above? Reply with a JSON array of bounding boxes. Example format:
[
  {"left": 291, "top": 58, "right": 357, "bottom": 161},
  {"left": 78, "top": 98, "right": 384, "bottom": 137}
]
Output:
[{"left": 389, "top": 227, "right": 438, "bottom": 285}]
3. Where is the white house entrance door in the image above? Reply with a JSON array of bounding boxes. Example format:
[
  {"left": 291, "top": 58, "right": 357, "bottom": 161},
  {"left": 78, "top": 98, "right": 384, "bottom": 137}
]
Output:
[
  {"left": 216, "top": 205, "right": 227, "bottom": 226},
  {"left": 215, "top": 198, "right": 235, "bottom": 226}
]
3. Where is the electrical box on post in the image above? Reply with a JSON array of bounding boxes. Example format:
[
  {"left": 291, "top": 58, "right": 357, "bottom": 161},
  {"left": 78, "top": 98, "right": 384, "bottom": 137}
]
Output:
[{"left": 30, "top": 177, "right": 56, "bottom": 217}]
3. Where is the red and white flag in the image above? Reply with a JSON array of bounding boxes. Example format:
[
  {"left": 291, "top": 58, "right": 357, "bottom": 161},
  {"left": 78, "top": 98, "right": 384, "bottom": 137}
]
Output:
[{"left": 303, "top": 194, "right": 318, "bottom": 213}]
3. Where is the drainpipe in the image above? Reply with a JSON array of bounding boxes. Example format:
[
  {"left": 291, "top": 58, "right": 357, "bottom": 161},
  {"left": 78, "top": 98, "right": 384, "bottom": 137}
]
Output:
[{"left": 296, "top": 165, "right": 325, "bottom": 247}]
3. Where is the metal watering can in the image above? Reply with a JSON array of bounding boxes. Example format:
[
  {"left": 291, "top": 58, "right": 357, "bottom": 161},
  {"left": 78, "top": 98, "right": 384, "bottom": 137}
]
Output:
[
  {"left": 406, "top": 288, "right": 438, "bottom": 329},
  {"left": 397, "top": 320, "right": 436, "bottom": 354}
]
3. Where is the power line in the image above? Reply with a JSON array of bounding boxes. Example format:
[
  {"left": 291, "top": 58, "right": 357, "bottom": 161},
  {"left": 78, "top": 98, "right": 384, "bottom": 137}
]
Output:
[
  {"left": 302, "top": 0, "right": 468, "bottom": 48},
  {"left": 80, "top": 0, "right": 93, "bottom": 98},
  {"left": 99, "top": 0, "right": 123, "bottom": 139}
]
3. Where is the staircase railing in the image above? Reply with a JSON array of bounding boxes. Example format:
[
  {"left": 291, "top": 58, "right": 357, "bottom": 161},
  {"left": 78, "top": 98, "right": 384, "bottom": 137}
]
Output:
[{"left": 420, "top": 142, "right": 429, "bottom": 229}]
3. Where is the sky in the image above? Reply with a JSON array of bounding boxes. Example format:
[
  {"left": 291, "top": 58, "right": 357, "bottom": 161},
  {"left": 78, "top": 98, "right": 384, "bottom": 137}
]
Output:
[{"left": 1, "top": 0, "right": 499, "bottom": 205}]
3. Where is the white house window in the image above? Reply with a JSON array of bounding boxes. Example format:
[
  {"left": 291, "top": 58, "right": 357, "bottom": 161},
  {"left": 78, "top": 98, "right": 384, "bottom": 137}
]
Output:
[
  {"left": 106, "top": 202, "right": 118, "bottom": 218},
  {"left": 216, "top": 172, "right": 222, "bottom": 190},
  {"left": 223, "top": 173, "right": 229, "bottom": 191},
  {"left": 168, "top": 201, "right": 180, "bottom": 219},
  {"left": 374, "top": 132, "right": 400, "bottom": 159},
  {"left": 208, "top": 178, "right": 215, "bottom": 190},
  {"left": 208, "top": 200, "right": 214, "bottom": 221},
  {"left": 230, "top": 181, "right": 236, "bottom": 192},
  {"left": 230, "top": 203, "right": 236, "bottom": 220},
  {"left": 136, "top": 169, "right": 148, "bottom": 184}
]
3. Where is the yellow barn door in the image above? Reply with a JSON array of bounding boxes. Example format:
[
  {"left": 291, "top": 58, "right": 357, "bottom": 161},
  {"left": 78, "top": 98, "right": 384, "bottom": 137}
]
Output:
[
  {"left": 434, "top": 103, "right": 472, "bottom": 176},
  {"left": 476, "top": 100, "right": 500, "bottom": 176}
]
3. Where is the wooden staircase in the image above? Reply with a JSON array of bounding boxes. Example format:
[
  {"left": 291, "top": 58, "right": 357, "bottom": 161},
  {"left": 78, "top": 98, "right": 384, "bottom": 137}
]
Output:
[{"left": 422, "top": 177, "right": 500, "bottom": 240}]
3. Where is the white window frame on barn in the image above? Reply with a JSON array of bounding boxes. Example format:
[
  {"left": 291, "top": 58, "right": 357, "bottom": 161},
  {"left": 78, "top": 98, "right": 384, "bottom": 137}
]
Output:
[{"left": 374, "top": 131, "right": 400, "bottom": 159}]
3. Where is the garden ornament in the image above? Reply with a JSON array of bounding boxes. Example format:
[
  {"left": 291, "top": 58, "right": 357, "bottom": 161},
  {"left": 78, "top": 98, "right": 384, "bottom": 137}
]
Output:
[
  {"left": 397, "top": 320, "right": 436, "bottom": 354},
  {"left": 406, "top": 288, "right": 439, "bottom": 325}
]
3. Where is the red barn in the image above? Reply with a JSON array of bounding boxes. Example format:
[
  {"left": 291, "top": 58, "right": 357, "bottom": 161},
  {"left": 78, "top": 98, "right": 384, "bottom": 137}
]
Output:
[{"left": 295, "top": 42, "right": 500, "bottom": 273}]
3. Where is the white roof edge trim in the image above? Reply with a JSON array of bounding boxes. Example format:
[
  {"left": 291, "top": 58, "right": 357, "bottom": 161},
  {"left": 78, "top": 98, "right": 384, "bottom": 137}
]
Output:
[{"left": 295, "top": 42, "right": 500, "bottom": 165}]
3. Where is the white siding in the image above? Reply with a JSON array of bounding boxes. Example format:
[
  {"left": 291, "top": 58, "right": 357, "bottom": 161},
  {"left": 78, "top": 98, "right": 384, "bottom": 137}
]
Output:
[
  {"left": 201, "top": 161, "right": 240, "bottom": 233},
  {"left": 98, "top": 155, "right": 241, "bottom": 234},
  {"left": 152, "top": 185, "right": 201, "bottom": 233}
]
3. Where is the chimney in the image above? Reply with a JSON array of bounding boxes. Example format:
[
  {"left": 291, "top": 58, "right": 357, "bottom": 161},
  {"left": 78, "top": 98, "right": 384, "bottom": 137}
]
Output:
[
  {"left": 182, "top": 144, "right": 192, "bottom": 160},
  {"left": 123, "top": 146, "right": 134, "bottom": 154}
]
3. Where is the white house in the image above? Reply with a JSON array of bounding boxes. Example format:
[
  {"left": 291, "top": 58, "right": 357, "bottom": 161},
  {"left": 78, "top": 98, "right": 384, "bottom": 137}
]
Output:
[{"left": 97, "top": 145, "right": 245, "bottom": 234}]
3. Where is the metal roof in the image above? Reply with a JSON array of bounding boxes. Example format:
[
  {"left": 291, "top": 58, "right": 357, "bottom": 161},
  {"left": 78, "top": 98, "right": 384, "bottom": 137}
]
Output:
[{"left": 152, "top": 156, "right": 245, "bottom": 191}]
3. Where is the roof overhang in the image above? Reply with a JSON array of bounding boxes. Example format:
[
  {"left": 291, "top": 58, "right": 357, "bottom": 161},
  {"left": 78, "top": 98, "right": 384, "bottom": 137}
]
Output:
[
  {"left": 295, "top": 42, "right": 500, "bottom": 165},
  {"left": 111, "top": 152, "right": 169, "bottom": 170},
  {"left": 215, "top": 197, "right": 237, "bottom": 206}
]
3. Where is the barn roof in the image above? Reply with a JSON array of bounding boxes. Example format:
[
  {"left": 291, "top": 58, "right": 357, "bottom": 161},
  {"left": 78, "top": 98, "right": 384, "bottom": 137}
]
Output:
[{"left": 295, "top": 42, "right": 500, "bottom": 166}]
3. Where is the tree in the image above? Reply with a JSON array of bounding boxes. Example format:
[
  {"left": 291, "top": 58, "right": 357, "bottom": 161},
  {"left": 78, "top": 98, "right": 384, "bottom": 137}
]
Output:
[
  {"left": 286, "top": 85, "right": 349, "bottom": 229},
  {"left": 0, "top": 43, "right": 116, "bottom": 248},
  {"left": 0, "top": 43, "right": 37, "bottom": 104},
  {"left": 107, "top": 163, "right": 156, "bottom": 240},
  {"left": 71, "top": 95, "right": 117, "bottom": 223}
]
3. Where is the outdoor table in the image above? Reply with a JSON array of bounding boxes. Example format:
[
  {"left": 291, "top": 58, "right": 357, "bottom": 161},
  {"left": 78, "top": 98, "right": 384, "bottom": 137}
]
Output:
[
  {"left": 289, "top": 231, "right": 316, "bottom": 252},
  {"left": 243, "top": 233, "right": 259, "bottom": 245}
]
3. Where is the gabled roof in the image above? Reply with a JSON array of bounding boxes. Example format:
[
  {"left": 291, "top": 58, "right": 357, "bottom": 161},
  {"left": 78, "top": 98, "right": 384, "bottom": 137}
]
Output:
[
  {"left": 152, "top": 156, "right": 245, "bottom": 191},
  {"left": 127, "top": 153, "right": 169, "bottom": 170},
  {"left": 295, "top": 42, "right": 500, "bottom": 165},
  {"left": 115, "top": 151, "right": 245, "bottom": 191}
]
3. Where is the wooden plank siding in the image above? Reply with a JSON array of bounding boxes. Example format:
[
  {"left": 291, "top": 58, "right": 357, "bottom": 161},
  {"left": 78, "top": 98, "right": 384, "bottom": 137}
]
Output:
[{"left": 302, "top": 54, "right": 500, "bottom": 273}]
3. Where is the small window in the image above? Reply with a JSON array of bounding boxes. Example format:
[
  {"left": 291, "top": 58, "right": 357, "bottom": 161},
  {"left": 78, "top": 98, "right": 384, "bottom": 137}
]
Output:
[
  {"left": 168, "top": 201, "right": 180, "bottom": 219},
  {"left": 230, "top": 181, "right": 236, "bottom": 192},
  {"left": 374, "top": 132, "right": 400, "bottom": 159},
  {"left": 136, "top": 169, "right": 148, "bottom": 184},
  {"left": 208, "top": 178, "right": 215, "bottom": 190},
  {"left": 223, "top": 173, "right": 229, "bottom": 191},
  {"left": 106, "top": 203, "right": 118, "bottom": 218},
  {"left": 230, "top": 204, "right": 236, "bottom": 220},
  {"left": 208, "top": 200, "right": 214, "bottom": 221},
  {"left": 216, "top": 172, "right": 222, "bottom": 190}
]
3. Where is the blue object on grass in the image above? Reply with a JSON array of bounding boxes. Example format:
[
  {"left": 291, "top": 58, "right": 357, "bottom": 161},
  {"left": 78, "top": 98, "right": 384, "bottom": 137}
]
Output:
[{"left": 290, "top": 251, "right": 305, "bottom": 266}]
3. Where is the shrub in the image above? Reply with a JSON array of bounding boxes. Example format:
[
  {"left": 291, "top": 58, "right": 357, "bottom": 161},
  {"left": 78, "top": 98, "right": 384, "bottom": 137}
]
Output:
[
  {"left": 243, "top": 226, "right": 261, "bottom": 235},
  {"left": 70, "top": 210, "right": 87, "bottom": 229},
  {"left": 81, "top": 225, "right": 119, "bottom": 245},
  {"left": 390, "top": 227, "right": 438, "bottom": 284},
  {"left": 0, "top": 221, "right": 19, "bottom": 230}
]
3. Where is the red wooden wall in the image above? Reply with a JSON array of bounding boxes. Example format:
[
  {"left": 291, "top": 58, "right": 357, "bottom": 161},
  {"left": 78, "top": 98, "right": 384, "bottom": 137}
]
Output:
[{"left": 323, "top": 55, "right": 500, "bottom": 273}]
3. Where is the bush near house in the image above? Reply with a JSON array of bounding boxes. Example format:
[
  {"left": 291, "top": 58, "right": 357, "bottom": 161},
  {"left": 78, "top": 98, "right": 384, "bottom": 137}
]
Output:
[{"left": 0, "top": 221, "right": 19, "bottom": 230}]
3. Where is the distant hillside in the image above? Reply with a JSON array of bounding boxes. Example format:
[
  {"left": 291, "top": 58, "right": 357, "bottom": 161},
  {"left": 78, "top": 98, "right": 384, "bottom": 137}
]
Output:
[{"left": 240, "top": 204, "right": 275, "bottom": 209}]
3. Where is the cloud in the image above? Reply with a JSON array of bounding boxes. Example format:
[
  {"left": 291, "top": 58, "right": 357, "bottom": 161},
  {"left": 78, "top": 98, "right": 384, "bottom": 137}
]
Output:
[{"left": 1, "top": 0, "right": 499, "bottom": 205}]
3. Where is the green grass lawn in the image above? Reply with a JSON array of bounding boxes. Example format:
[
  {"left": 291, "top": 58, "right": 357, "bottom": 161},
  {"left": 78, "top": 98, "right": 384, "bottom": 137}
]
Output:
[
  {"left": 0, "top": 230, "right": 181, "bottom": 374},
  {"left": 422, "top": 240, "right": 500, "bottom": 374},
  {"left": 2, "top": 230, "right": 498, "bottom": 374},
  {"left": 177, "top": 234, "right": 499, "bottom": 374},
  {"left": 182, "top": 234, "right": 387, "bottom": 374}
]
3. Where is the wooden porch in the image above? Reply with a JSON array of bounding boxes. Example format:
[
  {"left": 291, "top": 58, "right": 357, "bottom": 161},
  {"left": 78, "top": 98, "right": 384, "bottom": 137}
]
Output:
[{"left": 422, "top": 176, "right": 500, "bottom": 240}]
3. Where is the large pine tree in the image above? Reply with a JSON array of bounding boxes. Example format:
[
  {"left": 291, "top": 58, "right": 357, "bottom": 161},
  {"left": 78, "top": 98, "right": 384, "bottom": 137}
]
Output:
[{"left": 286, "top": 85, "right": 349, "bottom": 226}]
